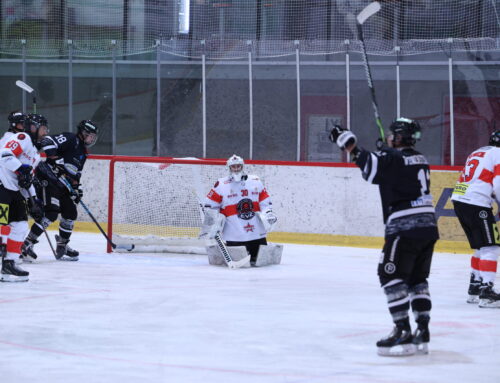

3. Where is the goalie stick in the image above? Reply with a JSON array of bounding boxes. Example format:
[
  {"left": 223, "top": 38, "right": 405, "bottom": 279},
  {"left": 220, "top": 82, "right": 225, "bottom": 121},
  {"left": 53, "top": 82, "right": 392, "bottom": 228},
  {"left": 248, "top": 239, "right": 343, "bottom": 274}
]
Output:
[
  {"left": 356, "top": 1, "right": 385, "bottom": 142},
  {"left": 58, "top": 176, "right": 135, "bottom": 252},
  {"left": 16, "top": 80, "right": 37, "bottom": 113}
]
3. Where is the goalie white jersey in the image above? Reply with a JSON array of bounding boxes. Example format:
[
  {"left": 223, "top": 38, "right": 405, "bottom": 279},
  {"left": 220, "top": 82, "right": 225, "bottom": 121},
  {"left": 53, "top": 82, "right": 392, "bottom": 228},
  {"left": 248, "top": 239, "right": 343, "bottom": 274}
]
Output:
[
  {"left": 204, "top": 174, "right": 272, "bottom": 242},
  {"left": 451, "top": 145, "right": 500, "bottom": 208}
]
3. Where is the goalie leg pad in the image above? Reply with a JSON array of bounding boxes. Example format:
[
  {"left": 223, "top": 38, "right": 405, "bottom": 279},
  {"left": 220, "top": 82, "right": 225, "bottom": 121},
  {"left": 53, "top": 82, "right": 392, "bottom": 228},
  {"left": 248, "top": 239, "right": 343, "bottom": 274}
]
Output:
[
  {"left": 255, "top": 243, "right": 283, "bottom": 267},
  {"left": 206, "top": 245, "right": 251, "bottom": 268},
  {"left": 207, "top": 245, "right": 226, "bottom": 266}
]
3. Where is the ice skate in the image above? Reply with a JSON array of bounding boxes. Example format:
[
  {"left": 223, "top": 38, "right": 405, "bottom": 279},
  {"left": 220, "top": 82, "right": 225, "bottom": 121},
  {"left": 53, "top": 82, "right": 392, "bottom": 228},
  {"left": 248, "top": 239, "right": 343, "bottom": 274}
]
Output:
[
  {"left": 1, "top": 259, "right": 29, "bottom": 282},
  {"left": 467, "top": 274, "right": 482, "bottom": 304},
  {"left": 55, "top": 235, "right": 79, "bottom": 261},
  {"left": 412, "top": 316, "right": 430, "bottom": 354},
  {"left": 478, "top": 283, "right": 500, "bottom": 308},
  {"left": 376, "top": 321, "right": 415, "bottom": 356},
  {"left": 20, "top": 237, "right": 38, "bottom": 263}
]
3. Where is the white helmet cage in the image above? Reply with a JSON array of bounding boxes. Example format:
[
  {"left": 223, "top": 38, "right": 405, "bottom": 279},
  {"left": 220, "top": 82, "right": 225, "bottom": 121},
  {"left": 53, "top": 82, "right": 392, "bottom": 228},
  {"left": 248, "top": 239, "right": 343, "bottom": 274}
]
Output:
[{"left": 226, "top": 154, "right": 245, "bottom": 181}]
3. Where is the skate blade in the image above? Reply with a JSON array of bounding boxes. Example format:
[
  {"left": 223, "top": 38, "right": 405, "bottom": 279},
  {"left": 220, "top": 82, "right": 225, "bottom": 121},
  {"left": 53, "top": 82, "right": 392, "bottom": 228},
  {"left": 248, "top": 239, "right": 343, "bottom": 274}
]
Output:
[
  {"left": 415, "top": 342, "right": 429, "bottom": 355},
  {"left": 478, "top": 299, "right": 500, "bottom": 308},
  {"left": 467, "top": 295, "right": 479, "bottom": 304},
  {"left": 1, "top": 274, "right": 29, "bottom": 282},
  {"left": 377, "top": 343, "right": 416, "bottom": 357},
  {"left": 57, "top": 256, "right": 79, "bottom": 262}
]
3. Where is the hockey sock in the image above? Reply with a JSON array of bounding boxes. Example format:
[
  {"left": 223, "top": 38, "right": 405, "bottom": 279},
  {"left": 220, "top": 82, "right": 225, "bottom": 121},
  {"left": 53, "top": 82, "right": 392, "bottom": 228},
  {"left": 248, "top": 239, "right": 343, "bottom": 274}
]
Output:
[
  {"left": 382, "top": 280, "right": 410, "bottom": 323},
  {"left": 471, "top": 250, "right": 481, "bottom": 281},
  {"left": 59, "top": 218, "right": 74, "bottom": 241},
  {"left": 409, "top": 281, "right": 431, "bottom": 322},
  {"left": 478, "top": 246, "right": 499, "bottom": 285}
]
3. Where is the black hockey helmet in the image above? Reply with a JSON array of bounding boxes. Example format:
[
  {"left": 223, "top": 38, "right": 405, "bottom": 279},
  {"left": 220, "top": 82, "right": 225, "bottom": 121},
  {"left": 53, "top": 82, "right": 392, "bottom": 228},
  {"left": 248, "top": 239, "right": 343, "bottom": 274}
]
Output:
[
  {"left": 389, "top": 117, "right": 421, "bottom": 146},
  {"left": 489, "top": 129, "right": 500, "bottom": 147},
  {"left": 27, "top": 113, "right": 49, "bottom": 143},
  {"left": 77, "top": 120, "right": 99, "bottom": 147},
  {"left": 27, "top": 113, "right": 48, "bottom": 128},
  {"left": 7, "top": 110, "right": 28, "bottom": 132}
]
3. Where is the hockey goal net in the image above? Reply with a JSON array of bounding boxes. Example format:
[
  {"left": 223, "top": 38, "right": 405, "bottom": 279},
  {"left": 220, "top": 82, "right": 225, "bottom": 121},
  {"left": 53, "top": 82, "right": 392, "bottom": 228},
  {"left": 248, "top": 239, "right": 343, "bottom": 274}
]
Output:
[{"left": 107, "top": 157, "right": 227, "bottom": 253}]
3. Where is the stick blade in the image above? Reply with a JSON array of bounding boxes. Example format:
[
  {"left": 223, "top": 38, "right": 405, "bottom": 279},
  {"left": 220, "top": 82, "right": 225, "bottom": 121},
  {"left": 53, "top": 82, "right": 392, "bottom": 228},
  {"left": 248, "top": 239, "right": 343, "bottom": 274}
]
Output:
[
  {"left": 357, "top": 1, "right": 381, "bottom": 25},
  {"left": 15, "top": 80, "right": 34, "bottom": 93}
]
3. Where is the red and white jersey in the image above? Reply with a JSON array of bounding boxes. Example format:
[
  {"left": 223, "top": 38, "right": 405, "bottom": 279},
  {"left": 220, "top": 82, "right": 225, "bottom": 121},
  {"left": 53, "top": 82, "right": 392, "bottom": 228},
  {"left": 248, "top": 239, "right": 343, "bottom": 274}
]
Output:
[
  {"left": 451, "top": 145, "right": 500, "bottom": 208},
  {"left": 0, "top": 132, "right": 40, "bottom": 193},
  {"left": 204, "top": 174, "right": 272, "bottom": 242}
]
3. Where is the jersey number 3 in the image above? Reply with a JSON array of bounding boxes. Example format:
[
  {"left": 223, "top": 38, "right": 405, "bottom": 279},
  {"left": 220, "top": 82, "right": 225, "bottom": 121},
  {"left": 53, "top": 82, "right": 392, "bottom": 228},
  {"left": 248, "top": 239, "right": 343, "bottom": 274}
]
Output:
[{"left": 418, "top": 169, "right": 430, "bottom": 195}]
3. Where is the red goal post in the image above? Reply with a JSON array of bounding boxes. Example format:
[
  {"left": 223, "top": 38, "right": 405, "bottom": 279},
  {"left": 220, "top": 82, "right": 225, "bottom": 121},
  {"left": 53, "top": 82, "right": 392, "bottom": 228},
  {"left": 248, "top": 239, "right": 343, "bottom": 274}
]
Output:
[{"left": 107, "top": 156, "right": 228, "bottom": 253}]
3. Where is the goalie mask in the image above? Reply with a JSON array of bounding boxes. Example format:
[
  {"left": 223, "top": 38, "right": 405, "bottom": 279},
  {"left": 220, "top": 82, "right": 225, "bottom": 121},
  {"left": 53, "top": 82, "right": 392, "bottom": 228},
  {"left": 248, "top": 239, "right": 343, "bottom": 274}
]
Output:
[
  {"left": 389, "top": 117, "right": 421, "bottom": 147},
  {"left": 227, "top": 154, "right": 245, "bottom": 182},
  {"left": 489, "top": 129, "right": 500, "bottom": 147},
  {"left": 8, "top": 111, "right": 28, "bottom": 133},
  {"left": 77, "top": 120, "right": 99, "bottom": 147}
]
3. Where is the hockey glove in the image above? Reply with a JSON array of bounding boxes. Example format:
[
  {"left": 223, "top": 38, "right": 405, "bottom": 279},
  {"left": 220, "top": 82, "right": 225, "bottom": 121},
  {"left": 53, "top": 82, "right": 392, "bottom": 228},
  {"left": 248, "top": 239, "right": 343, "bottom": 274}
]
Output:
[
  {"left": 330, "top": 125, "right": 357, "bottom": 151},
  {"left": 27, "top": 197, "right": 44, "bottom": 222},
  {"left": 16, "top": 164, "right": 33, "bottom": 189},
  {"left": 71, "top": 186, "right": 83, "bottom": 204}
]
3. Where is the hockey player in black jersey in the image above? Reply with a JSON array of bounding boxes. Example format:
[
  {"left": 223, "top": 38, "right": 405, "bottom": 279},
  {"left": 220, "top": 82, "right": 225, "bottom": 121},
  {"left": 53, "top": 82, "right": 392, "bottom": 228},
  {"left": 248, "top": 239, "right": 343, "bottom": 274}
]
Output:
[
  {"left": 330, "top": 118, "right": 439, "bottom": 356},
  {"left": 21, "top": 120, "right": 98, "bottom": 262}
]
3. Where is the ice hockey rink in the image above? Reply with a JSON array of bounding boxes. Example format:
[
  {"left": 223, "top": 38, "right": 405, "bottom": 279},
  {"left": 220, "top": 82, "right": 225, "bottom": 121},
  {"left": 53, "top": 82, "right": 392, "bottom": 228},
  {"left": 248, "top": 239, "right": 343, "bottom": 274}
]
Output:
[{"left": 1, "top": 232, "right": 499, "bottom": 383}]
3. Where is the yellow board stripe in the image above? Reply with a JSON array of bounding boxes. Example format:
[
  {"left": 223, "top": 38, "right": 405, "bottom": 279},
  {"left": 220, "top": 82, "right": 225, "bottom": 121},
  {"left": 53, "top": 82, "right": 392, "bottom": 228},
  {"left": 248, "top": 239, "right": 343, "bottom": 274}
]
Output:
[{"left": 34, "top": 220, "right": 472, "bottom": 255}]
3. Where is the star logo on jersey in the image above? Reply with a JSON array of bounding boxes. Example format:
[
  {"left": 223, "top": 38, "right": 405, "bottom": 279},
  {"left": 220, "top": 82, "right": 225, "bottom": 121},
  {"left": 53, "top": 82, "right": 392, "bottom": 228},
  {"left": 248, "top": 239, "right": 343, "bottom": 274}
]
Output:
[{"left": 243, "top": 223, "right": 254, "bottom": 232}]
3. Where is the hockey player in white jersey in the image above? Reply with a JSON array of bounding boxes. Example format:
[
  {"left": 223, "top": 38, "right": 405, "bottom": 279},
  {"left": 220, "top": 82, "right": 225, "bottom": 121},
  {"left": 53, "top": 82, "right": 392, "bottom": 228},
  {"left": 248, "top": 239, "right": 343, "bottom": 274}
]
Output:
[
  {"left": 201, "top": 155, "right": 281, "bottom": 267},
  {"left": 452, "top": 130, "right": 500, "bottom": 308},
  {"left": 0, "top": 117, "right": 45, "bottom": 281},
  {"left": 0, "top": 111, "right": 30, "bottom": 245}
]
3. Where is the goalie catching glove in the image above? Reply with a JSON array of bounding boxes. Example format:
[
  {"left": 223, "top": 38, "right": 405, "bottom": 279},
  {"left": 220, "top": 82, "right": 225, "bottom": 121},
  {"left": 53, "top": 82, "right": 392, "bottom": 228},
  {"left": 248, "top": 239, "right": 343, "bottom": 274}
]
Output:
[
  {"left": 258, "top": 209, "right": 277, "bottom": 232},
  {"left": 329, "top": 125, "right": 357, "bottom": 151}
]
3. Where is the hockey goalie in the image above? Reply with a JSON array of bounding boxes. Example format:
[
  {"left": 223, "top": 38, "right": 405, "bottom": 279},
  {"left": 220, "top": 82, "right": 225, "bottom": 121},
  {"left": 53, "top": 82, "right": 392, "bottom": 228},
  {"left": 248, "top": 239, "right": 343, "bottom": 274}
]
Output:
[{"left": 199, "top": 155, "right": 282, "bottom": 268}]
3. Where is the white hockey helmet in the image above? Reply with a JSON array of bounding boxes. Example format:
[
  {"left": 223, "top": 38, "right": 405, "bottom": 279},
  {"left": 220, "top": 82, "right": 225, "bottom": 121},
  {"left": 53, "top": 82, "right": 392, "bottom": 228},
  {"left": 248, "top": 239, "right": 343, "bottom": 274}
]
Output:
[{"left": 226, "top": 154, "right": 245, "bottom": 182}]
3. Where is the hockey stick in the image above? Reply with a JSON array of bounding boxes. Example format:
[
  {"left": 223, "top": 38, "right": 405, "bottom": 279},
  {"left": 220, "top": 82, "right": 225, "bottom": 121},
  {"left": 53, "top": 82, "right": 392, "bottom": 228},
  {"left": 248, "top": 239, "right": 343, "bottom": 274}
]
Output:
[
  {"left": 58, "top": 176, "right": 135, "bottom": 252},
  {"left": 24, "top": 187, "right": 57, "bottom": 259},
  {"left": 356, "top": 1, "right": 384, "bottom": 141},
  {"left": 198, "top": 203, "right": 250, "bottom": 269},
  {"left": 16, "top": 80, "right": 37, "bottom": 113}
]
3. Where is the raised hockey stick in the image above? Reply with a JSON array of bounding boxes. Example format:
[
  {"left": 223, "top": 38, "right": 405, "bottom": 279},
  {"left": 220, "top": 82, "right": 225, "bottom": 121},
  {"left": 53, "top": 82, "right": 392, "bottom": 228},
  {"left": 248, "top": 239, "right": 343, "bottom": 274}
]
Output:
[
  {"left": 356, "top": 1, "right": 384, "bottom": 141},
  {"left": 16, "top": 80, "right": 37, "bottom": 113},
  {"left": 58, "top": 176, "right": 135, "bottom": 252}
]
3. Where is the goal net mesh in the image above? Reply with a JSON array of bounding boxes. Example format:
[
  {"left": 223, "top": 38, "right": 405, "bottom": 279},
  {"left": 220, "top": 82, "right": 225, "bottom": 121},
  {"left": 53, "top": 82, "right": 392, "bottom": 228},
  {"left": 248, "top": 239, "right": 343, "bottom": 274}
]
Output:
[
  {"left": 110, "top": 159, "right": 224, "bottom": 253},
  {"left": 1, "top": 0, "right": 499, "bottom": 58}
]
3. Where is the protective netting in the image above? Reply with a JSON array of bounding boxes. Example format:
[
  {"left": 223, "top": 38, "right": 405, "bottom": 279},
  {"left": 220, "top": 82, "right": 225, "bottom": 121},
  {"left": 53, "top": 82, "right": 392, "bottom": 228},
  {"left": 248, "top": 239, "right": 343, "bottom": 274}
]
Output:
[
  {"left": 1, "top": 0, "right": 500, "bottom": 58},
  {"left": 111, "top": 160, "right": 226, "bottom": 252}
]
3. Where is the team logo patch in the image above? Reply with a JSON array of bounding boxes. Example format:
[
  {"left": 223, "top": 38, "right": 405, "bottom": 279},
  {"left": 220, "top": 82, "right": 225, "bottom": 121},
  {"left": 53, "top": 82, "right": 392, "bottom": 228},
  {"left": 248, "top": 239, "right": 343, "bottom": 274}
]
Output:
[
  {"left": 0, "top": 203, "right": 9, "bottom": 224},
  {"left": 384, "top": 262, "right": 396, "bottom": 274},
  {"left": 479, "top": 210, "right": 488, "bottom": 219},
  {"left": 237, "top": 198, "right": 255, "bottom": 220},
  {"left": 17, "top": 133, "right": 26, "bottom": 140}
]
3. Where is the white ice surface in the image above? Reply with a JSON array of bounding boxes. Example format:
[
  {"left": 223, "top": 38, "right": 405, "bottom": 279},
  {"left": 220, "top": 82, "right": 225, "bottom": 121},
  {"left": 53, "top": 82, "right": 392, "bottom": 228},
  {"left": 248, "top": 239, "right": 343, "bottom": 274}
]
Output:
[{"left": 1, "top": 232, "right": 499, "bottom": 383}]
